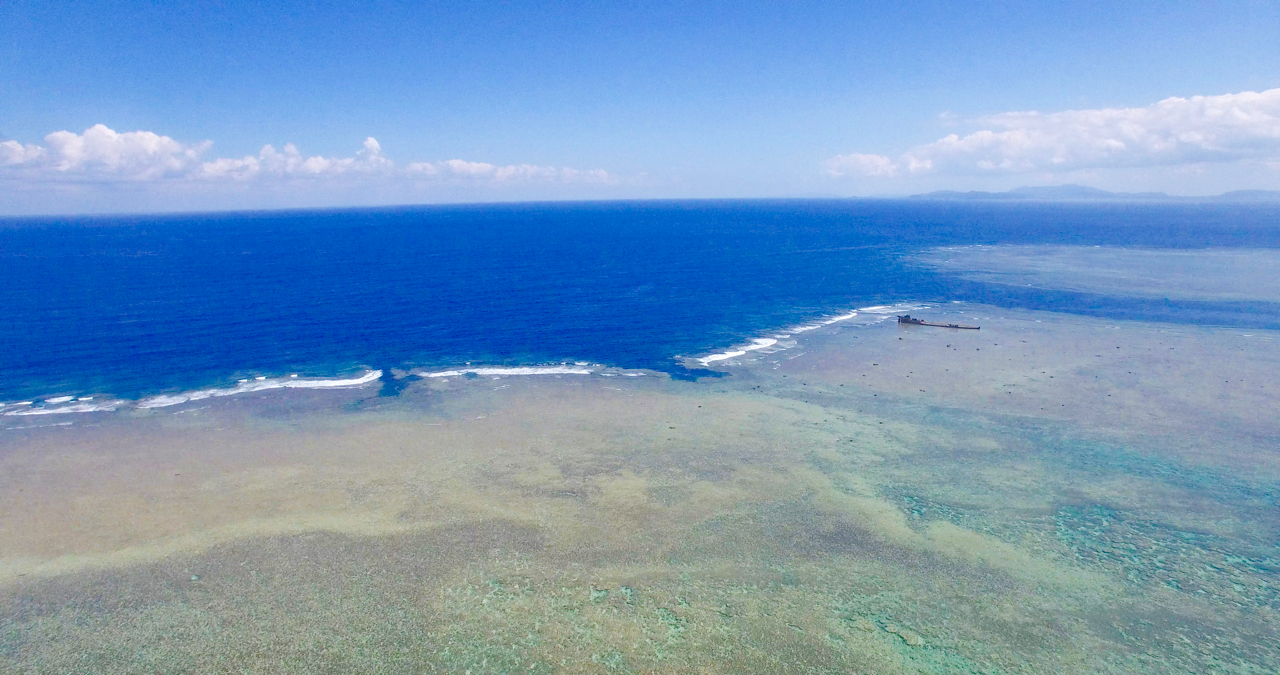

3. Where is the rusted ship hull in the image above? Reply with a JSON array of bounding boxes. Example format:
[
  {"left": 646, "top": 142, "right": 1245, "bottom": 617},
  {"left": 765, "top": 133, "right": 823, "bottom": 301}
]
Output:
[{"left": 897, "top": 315, "right": 979, "bottom": 330}]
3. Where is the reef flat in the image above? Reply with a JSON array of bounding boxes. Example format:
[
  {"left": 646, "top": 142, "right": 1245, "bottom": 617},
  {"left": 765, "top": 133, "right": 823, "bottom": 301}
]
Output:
[{"left": 2, "top": 307, "right": 1278, "bottom": 673}]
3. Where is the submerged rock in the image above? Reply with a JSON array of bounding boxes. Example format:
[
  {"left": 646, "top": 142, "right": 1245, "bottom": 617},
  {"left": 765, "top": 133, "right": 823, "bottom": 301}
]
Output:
[
  {"left": 850, "top": 617, "right": 878, "bottom": 632},
  {"left": 884, "top": 624, "right": 925, "bottom": 646},
  {"left": 898, "top": 630, "right": 925, "bottom": 647}
]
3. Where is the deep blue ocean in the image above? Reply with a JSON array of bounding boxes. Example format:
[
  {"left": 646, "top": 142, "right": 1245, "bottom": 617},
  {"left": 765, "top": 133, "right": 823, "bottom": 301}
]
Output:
[{"left": 3, "top": 199, "right": 1279, "bottom": 401}]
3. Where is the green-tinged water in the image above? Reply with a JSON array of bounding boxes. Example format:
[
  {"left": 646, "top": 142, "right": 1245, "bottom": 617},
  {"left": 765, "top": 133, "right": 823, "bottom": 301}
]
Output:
[{"left": 3, "top": 248, "right": 1280, "bottom": 673}]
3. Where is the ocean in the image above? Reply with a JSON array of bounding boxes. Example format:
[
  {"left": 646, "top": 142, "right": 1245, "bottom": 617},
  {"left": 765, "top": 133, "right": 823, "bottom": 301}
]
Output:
[
  {"left": 4, "top": 199, "right": 1280, "bottom": 673},
  {"left": 3, "top": 199, "right": 1279, "bottom": 402}
]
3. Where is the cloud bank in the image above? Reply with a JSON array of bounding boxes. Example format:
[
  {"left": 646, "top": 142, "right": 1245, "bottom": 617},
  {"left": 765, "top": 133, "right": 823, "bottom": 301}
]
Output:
[
  {"left": 1, "top": 124, "right": 613, "bottom": 186},
  {"left": 827, "top": 89, "right": 1280, "bottom": 178},
  {"left": 1, "top": 125, "right": 211, "bottom": 180}
]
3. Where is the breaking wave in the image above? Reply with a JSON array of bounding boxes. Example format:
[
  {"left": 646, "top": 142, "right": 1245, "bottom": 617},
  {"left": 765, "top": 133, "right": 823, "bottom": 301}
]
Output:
[{"left": 694, "top": 303, "right": 929, "bottom": 366}]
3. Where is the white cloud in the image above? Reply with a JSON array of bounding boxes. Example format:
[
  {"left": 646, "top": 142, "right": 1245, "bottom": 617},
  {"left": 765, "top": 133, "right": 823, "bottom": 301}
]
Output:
[
  {"left": 825, "top": 153, "right": 900, "bottom": 177},
  {"left": 404, "top": 161, "right": 439, "bottom": 176},
  {"left": 405, "top": 158, "right": 615, "bottom": 183},
  {"left": 828, "top": 88, "right": 1280, "bottom": 178},
  {"left": 197, "top": 137, "right": 393, "bottom": 180},
  {"left": 0, "top": 140, "right": 46, "bottom": 165},
  {"left": 1, "top": 125, "right": 611, "bottom": 187},
  {"left": 441, "top": 159, "right": 500, "bottom": 177},
  {"left": 2, "top": 124, "right": 211, "bottom": 179}
]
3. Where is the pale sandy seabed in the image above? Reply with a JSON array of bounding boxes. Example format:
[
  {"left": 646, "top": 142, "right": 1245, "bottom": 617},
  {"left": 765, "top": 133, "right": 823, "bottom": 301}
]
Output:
[
  {"left": 2, "top": 307, "right": 1279, "bottom": 673},
  {"left": 916, "top": 245, "right": 1280, "bottom": 303}
]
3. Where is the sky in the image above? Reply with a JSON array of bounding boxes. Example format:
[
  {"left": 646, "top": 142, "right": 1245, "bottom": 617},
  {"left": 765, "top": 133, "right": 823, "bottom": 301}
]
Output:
[{"left": 2, "top": 0, "right": 1279, "bottom": 214}]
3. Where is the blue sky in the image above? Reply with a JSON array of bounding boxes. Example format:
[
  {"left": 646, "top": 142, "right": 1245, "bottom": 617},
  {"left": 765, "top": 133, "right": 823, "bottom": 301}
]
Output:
[{"left": 2, "top": 0, "right": 1279, "bottom": 213}]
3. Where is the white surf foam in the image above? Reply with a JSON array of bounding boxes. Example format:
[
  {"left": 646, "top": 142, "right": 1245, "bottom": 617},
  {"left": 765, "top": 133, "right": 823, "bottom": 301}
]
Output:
[
  {"left": 698, "top": 338, "right": 780, "bottom": 366},
  {"left": 420, "top": 366, "right": 593, "bottom": 378},
  {"left": 283, "top": 371, "right": 384, "bottom": 388},
  {"left": 857, "top": 303, "right": 927, "bottom": 315},
  {"left": 5, "top": 401, "right": 120, "bottom": 416},
  {"left": 137, "top": 370, "right": 383, "bottom": 408},
  {"left": 697, "top": 309, "right": 870, "bottom": 366},
  {"left": 5, "top": 421, "right": 75, "bottom": 430},
  {"left": 786, "top": 311, "right": 861, "bottom": 334},
  {"left": 694, "top": 303, "right": 931, "bottom": 367}
]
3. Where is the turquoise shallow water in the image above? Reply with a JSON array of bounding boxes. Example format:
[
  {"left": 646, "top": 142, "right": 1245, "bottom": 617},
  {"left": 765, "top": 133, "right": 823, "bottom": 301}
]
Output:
[
  {"left": 2, "top": 203, "right": 1279, "bottom": 672},
  {"left": 2, "top": 297, "right": 1278, "bottom": 673}
]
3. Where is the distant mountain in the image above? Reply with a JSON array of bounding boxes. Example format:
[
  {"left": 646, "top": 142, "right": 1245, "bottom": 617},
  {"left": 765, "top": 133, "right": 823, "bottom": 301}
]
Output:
[
  {"left": 908, "top": 184, "right": 1280, "bottom": 202},
  {"left": 1217, "top": 190, "right": 1280, "bottom": 202}
]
